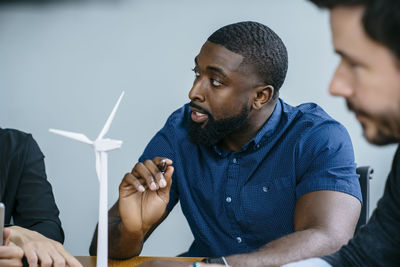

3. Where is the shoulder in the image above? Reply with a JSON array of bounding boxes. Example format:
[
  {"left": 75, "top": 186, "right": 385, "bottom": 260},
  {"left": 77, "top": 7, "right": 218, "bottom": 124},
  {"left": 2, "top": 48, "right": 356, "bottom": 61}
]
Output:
[
  {"left": 0, "top": 128, "right": 34, "bottom": 156},
  {"left": 0, "top": 128, "right": 43, "bottom": 173},
  {"left": 292, "top": 102, "right": 339, "bottom": 126},
  {"left": 284, "top": 102, "right": 350, "bottom": 140},
  {"left": 0, "top": 128, "right": 31, "bottom": 141}
]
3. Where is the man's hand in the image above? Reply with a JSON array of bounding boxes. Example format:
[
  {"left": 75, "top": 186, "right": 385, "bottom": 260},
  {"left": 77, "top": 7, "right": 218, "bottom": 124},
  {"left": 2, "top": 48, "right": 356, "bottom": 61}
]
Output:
[
  {"left": 0, "top": 242, "right": 24, "bottom": 267},
  {"left": 8, "top": 226, "right": 82, "bottom": 267},
  {"left": 118, "top": 157, "right": 174, "bottom": 234},
  {"left": 0, "top": 228, "right": 24, "bottom": 267}
]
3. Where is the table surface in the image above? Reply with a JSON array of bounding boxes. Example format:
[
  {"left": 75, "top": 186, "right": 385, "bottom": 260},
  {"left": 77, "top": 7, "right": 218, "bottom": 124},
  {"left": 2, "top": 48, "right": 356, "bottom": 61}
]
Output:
[{"left": 76, "top": 256, "right": 204, "bottom": 267}]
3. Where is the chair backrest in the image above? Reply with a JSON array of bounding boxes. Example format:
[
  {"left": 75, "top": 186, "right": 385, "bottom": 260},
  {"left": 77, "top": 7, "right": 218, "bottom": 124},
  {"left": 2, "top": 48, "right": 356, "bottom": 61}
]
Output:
[{"left": 355, "top": 166, "right": 373, "bottom": 233}]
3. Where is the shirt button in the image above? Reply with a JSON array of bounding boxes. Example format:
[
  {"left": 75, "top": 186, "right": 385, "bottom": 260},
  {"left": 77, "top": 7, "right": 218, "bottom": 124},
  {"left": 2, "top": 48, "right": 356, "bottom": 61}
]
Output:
[
  {"left": 226, "top": 197, "right": 232, "bottom": 203},
  {"left": 236, "top": 237, "right": 242, "bottom": 243},
  {"left": 232, "top": 158, "right": 237, "bottom": 164},
  {"left": 263, "top": 186, "right": 269, "bottom": 192}
]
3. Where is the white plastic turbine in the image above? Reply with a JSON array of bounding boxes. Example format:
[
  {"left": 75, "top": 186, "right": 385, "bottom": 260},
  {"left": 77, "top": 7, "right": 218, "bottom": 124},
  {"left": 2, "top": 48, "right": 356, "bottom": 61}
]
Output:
[{"left": 50, "top": 91, "right": 125, "bottom": 267}]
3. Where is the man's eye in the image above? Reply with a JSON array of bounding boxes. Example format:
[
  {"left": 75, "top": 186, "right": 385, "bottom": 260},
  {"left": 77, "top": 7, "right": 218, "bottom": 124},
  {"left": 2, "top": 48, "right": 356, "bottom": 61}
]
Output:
[
  {"left": 348, "top": 61, "right": 359, "bottom": 68},
  {"left": 344, "top": 59, "right": 359, "bottom": 69},
  {"left": 211, "top": 79, "right": 222, "bottom": 87}
]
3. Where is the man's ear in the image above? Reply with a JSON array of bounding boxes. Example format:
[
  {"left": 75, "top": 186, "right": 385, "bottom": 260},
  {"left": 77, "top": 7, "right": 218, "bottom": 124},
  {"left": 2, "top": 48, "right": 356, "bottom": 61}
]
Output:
[{"left": 252, "top": 85, "right": 274, "bottom": 110}]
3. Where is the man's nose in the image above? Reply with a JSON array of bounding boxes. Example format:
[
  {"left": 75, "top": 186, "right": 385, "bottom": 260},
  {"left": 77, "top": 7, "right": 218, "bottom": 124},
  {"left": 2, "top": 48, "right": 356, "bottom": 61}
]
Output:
[
  {"left": 188, "top": 78, "right": 206, "bottom": 102},
  {"left": 329, "top": 62, "right": 354, "bottom": 98}
]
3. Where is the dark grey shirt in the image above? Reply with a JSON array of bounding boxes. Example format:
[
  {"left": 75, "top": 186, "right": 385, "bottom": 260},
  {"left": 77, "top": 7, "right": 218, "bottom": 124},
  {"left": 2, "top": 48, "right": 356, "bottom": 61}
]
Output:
[
  {"left": 0, "top": 128, "right": 64, "bottom": 243},
  {"left": 323, "top": 145, "right": 400, "bottom": 266}
]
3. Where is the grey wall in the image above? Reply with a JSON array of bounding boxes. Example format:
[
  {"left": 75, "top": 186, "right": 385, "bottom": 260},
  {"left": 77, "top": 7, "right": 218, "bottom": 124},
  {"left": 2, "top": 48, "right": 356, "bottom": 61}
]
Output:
[{"left": 0, "top": 0, "right": 396, "bottom": 256}]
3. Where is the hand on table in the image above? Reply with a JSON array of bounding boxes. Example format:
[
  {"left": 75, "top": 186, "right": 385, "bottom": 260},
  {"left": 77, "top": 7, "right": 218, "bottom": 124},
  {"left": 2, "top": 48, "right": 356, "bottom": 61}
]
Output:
[
  {"left": 9, "top": 226, "right": 82, "bottom": 267},
  {"left": 0, "top": 228, "right": 24, "bottom": 267},
  {"left": 118, "top": 157, "right": 174, "bottom": 233}
]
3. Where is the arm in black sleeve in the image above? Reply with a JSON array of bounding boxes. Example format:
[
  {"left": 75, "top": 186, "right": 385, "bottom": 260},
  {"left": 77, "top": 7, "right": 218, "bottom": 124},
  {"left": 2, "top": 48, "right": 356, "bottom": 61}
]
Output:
[
  {"left": 323, "top": 146, "right": 400, "bottom": 266},
  {"left": 12, "top": 134, "right": 64, "bottom": 243}
]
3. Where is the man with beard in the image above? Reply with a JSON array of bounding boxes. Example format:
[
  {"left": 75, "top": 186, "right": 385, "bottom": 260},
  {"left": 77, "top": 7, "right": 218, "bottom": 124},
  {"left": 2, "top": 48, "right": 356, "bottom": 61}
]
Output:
[
  {"left": 283, "top": 0, "right": 400, "bottom": 266},
  {"left": 90, "top": 21, "right": 362, "bottom": 266}
]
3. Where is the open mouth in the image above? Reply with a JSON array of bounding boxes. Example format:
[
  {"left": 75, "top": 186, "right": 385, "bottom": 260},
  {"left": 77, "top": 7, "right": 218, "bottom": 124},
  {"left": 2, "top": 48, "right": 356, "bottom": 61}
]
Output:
[{"left": 191, "top": 110, "right": 209, "bottom": 123}]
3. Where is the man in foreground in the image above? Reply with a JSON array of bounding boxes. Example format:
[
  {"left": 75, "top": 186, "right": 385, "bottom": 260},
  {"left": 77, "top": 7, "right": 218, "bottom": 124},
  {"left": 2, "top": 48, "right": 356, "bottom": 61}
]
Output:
[
  {"left": 0, "top": 128, "right": 82, "bottom": 267},
  {"left": 90, "top": 21, "right": 362, "bottom": 266},
  {"left": 286, "top": 0, "right": 400, "bottom": 265}
]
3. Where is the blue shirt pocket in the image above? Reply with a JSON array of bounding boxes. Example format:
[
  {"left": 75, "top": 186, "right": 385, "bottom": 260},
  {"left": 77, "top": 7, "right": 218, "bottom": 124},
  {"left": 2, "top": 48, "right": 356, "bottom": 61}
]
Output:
[{"left": 239, "top": 175, "right": 296, "bottom": 245}]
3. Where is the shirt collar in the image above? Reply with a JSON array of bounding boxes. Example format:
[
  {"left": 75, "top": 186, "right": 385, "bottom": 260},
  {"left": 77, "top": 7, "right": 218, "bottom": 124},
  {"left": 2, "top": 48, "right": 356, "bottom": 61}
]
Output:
[{"left": 249, "top": 98, "right": 282, "bottom": 147}]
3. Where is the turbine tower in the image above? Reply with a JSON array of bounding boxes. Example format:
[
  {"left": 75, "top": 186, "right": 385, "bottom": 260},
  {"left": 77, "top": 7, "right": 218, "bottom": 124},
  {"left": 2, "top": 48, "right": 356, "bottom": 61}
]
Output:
[{"left": 50, "top": 91, "right": 125, "bottom": 267}]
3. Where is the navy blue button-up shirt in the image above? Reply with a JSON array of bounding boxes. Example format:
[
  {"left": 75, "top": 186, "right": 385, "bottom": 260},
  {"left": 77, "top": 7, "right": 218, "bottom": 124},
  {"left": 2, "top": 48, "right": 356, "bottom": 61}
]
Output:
[{"left": 139, "top": 99, "right": 361, "bottom": 257}]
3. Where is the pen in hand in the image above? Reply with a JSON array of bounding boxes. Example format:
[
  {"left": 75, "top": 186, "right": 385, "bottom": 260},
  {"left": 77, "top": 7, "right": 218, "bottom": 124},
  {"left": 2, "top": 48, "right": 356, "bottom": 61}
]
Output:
[
  {"left": 158, "top": 160, "right": 167, "bottom": 174},
  {"left": 157, "top": 160, "right": 168, "bottom": 188}
]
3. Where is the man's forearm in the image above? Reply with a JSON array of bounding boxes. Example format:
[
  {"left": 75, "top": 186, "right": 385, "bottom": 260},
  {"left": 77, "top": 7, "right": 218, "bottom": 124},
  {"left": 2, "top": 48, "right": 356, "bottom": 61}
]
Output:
[
  {"left": 226, "top": 228, "right": 348, "bottom": 267},
  {"left": 109, "top": 215, "right": 146, "bottom": 259},
  {"left": 89, "top": 215, "right": 145, "bottom": 259}
]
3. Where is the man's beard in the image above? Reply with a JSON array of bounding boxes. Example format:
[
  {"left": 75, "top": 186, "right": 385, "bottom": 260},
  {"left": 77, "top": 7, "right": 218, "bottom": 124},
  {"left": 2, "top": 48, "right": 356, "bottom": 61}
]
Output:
[
  {"left": 360, "top": 121, "right": 399, "bottom": 146},
  {"left": 188, "top": 102, "right": 249, "bottom": 147},
  {"left": 347, "top": 100, "right": 400, "bottom": 145}
]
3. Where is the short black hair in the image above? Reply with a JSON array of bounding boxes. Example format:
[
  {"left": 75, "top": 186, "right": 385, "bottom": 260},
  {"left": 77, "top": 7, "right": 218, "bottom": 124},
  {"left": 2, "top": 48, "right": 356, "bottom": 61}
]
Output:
[
  {"left": 309, "top": 0, "right": 400, "bottom": 60},
  {"left": 207, "top": 21, "right": 288, "bottom": 98}
]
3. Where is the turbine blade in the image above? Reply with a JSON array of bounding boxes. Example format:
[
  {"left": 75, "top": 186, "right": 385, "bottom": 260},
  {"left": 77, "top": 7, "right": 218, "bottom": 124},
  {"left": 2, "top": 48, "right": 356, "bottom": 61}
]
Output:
[
  {"left": 97, "top": 91, "right": 125, "bottom": 140},
  {"left": 49, "top": 128, "right": 93, "bottom": 144}
]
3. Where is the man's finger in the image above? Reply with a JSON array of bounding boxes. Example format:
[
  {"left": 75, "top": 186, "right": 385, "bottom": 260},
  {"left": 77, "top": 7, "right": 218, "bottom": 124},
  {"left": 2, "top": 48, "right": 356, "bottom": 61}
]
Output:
[
  {"left": 65, "top": 254, "right": 84, "bottom": 267},
  {"left": 133, "top": 161, "right": 158, "bottom": 191},
  {"left": 153, "top": 157, "right": 173, "bottom": 189},
  {"left": 48, "top": 248, "right": 66, "bottom": 267},
  {"left": 0, "top": 244, "right": 23, "bottom": 259},
  {"left": 54, "top": 243, "right": 83, "bottom": 267},
  {"left": 144, "top": 160, "right": 166, "bottom": 189},
  {"left": 153, "top": 157, "right": 173, "bottom": 166},
  {"left": 0, "top": 258, "right": 23, "bottom": 267},
  {"left": 23, "top": 246, "right": 38, "bottom": 267},
  {"left": 158, "top": 166, "right": 174, "bottom": 202},
  {"left": 3, "top": 228, "right": 11, "bottom": 246},
  {"left": 120, "top": 173, "right": 145, "bottom": 193},
  {"left": 36, "top": 251, "right": 52, "bottom": 267}
]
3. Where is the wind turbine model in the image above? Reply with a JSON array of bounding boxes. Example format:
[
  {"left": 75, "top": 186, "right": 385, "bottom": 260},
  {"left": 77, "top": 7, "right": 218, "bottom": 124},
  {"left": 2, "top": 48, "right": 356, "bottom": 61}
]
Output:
[{"left": 50, "top": 91, "right": 125, "bottom": 267}]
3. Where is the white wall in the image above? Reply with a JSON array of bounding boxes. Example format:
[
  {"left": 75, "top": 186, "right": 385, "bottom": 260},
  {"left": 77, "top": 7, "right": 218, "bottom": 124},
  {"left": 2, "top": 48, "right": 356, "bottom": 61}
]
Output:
[{"left": 0, "top": 0, "right": 396, "bottom": 256}]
